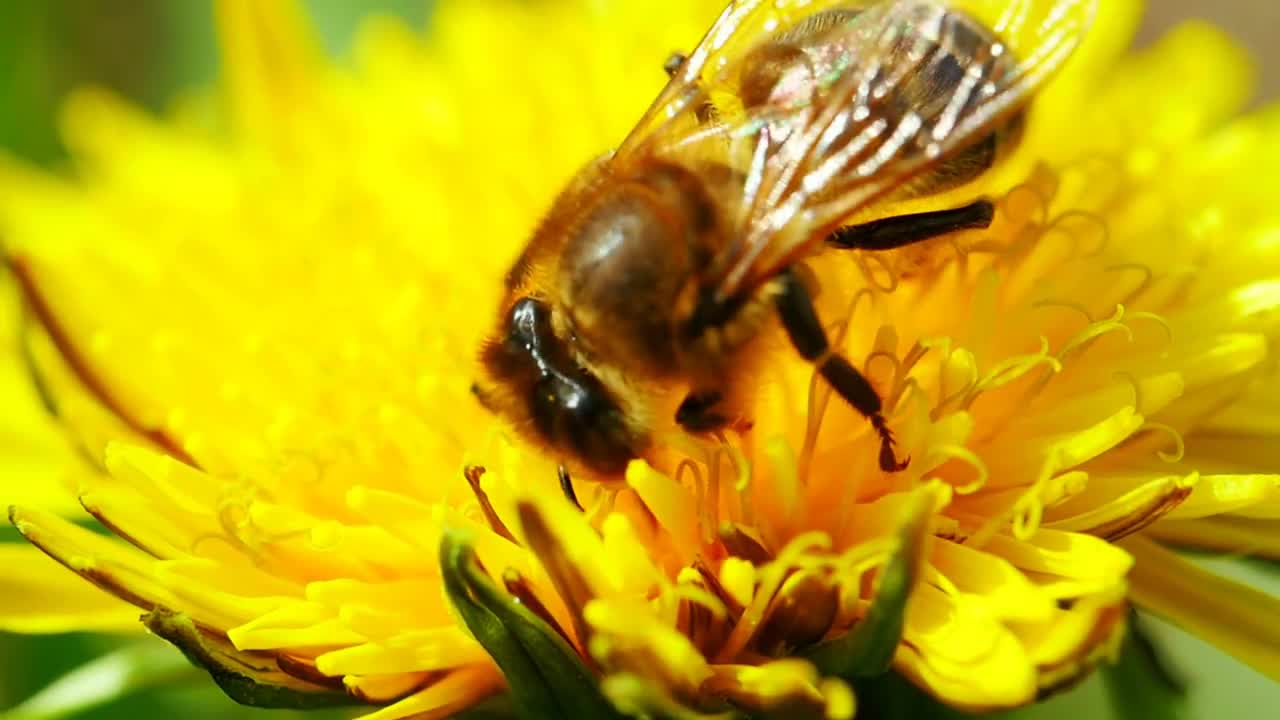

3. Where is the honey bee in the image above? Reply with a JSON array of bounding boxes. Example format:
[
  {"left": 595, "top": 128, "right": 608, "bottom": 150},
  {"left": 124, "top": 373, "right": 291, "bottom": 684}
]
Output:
[{"left": 473, "top": 0, "right": 1094, "bottom": 495}]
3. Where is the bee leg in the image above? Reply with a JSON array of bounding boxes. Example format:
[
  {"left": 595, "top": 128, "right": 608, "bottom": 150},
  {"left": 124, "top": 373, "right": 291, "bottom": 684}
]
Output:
[
  {"left": 676, "top": 390, "right": 731, "bottom": 432},
  {"left": 663, "top": 52, "right": 687, "bottom": 78},
  {"left": 558, "top": 464, "right": 584, "bottom": 512},
  {"left": 826, "top": 199, "right": 994, "bottom": 251},
  {"left": 775, "top": 269, "right": 909, "bottom": 472}
]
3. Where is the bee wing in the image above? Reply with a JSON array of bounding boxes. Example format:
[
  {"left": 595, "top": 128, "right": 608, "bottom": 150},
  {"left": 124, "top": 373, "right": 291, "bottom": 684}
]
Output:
[{"left": 616, "top": 0, "right": 1095, "bottom": 302}]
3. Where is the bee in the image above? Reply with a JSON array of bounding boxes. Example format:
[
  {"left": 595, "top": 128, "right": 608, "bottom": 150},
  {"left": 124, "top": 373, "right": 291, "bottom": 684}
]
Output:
[{"left": 472, "top": 0, "right": 1094, "bottom": 494}]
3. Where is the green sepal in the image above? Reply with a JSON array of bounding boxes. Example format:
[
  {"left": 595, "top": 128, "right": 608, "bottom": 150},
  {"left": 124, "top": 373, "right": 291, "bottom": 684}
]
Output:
[
  {"left": 142, "top": 607, "right": 359, "bottom": 709},
  {"left": 850, "top": 670, "right": 974, "bottom": 720},
  {"left": 1102, "top": 615, "right": 1187, "bottom": 720},
  {"left": 803, "top": 492, "right": 933, "bottom": 679},
  {"left": 440, "top": 528, "right": 626, "bottom": 720}
]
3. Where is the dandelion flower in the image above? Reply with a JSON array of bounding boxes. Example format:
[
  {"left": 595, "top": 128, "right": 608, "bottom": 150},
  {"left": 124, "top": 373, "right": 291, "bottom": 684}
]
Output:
[{"left": 3, "top": 0, "right": 1280, "bottom": 718}]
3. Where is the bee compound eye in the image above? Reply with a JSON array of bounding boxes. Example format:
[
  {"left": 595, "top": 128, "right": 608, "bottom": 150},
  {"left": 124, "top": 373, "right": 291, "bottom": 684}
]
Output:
[{"left": 532, "top": 375, "right": 634, "bottom": 477}]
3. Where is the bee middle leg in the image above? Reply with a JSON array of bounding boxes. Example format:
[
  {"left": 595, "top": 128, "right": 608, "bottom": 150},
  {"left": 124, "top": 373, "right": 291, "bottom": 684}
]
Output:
[
  {"left": 774, "top": 269, "right": 908, "bottom": 472},
  {"left": 826, "top": 199, "right": 994, "bottom": 251}
]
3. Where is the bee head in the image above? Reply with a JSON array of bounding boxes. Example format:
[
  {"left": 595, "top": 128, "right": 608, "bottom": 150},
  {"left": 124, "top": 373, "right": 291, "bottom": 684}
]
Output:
[{"left": 474, "top": 297, "right": 642, "bottom": 478}]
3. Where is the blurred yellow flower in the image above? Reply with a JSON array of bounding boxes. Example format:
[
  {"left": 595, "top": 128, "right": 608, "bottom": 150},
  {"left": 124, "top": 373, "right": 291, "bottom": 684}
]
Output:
[{"left": 3, "top": 0, "right": 1280, "bottom": 718}]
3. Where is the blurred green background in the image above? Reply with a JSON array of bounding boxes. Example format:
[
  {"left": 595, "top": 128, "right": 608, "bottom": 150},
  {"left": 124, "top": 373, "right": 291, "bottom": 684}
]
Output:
[{"left": 0, "top": 1, "right": 1276, "bottom": 719}]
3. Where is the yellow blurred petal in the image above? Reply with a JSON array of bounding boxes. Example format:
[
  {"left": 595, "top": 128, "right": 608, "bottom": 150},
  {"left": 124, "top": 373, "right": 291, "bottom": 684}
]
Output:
[
  {"left": 1124, "top": 534, "right": 1280, "bottom": 682},
  {"left": 1108, "top": 21, "right": 1257, "bottom": 147},
  {"left": 0, "top": 543, "right": 140, "bottom": 633},
  {"left": 1012, "top": 588, "right": 1127, "bottom": 693},
  {"left": 1164, "top": 473, "right": 1280, "bottom": 520},
  {"left": 702, "top": 659, "right": 848, "bottom": 718},
  {"left": 1145, "top": 516, "right": 1280, "bottom": 560},
  {"left": 898, "top": 585, "right": 1037, "bottom": 710},
  {"left": 0, "top": 279, "right": 81, "bottom": 516},
  {"left": 214, "top": 0, "right": 321, "bottom": 143},
  {"left": 930, "top": 539, "right": 1056, "bottom": 624}
]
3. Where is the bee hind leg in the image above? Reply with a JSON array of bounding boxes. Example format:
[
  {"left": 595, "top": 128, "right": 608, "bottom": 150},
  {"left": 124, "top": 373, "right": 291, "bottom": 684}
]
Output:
[
  {"left": 826, "top": 199, "right": 994, "bottom": 251},
  {"left": 774, "top": 269, "right": 909, "bottom": 472}
]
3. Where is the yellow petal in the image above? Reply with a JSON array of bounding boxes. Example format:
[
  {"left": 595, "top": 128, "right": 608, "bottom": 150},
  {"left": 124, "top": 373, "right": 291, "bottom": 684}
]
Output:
[
  {"left": 11, "top": 505, "right": 272, "bottom": 632},
  {"left": 982, "top": 529, "right": 1133, "bottom": 598},
  {"left": 351, "top": 665, "right": 503, "bottom": 720},
  {"left": 1044, "top": 470, "right": 1196, "bottom": 540},
  {"left": 1123, "top": 534, "right": 1280, "bottom": 681},
  {"left": 0, "top": 542, "right": 140, "bottom": 633},
  {"left": 314, "top": 628, "right": 490, "bottom": 676},
  {"left": 344, "top": 671, "right": 435, "bottom": 704}
]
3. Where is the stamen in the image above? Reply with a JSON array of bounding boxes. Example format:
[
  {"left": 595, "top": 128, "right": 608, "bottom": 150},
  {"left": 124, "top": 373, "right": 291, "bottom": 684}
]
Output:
[
  {"left": 584, "top": 485, "right": 619, "bottom": 526},
  {"left": 463, "top": 465, "right": 518, "bottom": 544},
  {"left": 976, "top": 337, "right": 1062, "bottom": 395},
  {"left": 889, "top": 342, "right": 929, "bottom": 409},
  {"left": 927, "top": 444, "right": 989, "bottom": 494},
  {"left": 670, "top": 572, "right": 730, "bottom": 621},
  {"left": 969, "top": 459, "right": 1061, "bottom": 547},
  {"left": 674, "top": 458, "right": 713, "bottom": 545},
  {"left": 718, "top": 524, "right": 773, "bottom": 565},
  {"left": 1032, "top": 298, "right": 1097, "bottom": 325},
  {"left": 1050, "top": 209, "right": 1111, "bottom": 257},
  {"left": 1113, "top": 371, "right": 1145, "bottom": 414},
  {"left": 706, "top": 440, "right": 727, "bottom": 540},
  {"left": 1104, "top": 263, "right": 1155, "bottom": 307},
  {"left": 1135, "top": 423, "right": 1187, "bottom": 464},
  {"left": 1057, "top": 305, "right": 1134, "bottom": 360},
  {"left": 691, "top": 560, "right": 747, "bottom": 617},
  {"left": 966, "top": 338, "right": 1063, "bottom": 427},
  {"left": 997, "top": 165, "right": 1053, "bottom": 229},
  {"left": 854, "top": 252, "right": 900, "bottom": 293},
  {"left": 1011, "top": 491, "right": 1045, "bottom": 540},
  {"left": 715, "top": 532, "right": 830, "bottom": 662},
  {"left": 1128, "top": 311, "right": 1175, "bottom": 348}
]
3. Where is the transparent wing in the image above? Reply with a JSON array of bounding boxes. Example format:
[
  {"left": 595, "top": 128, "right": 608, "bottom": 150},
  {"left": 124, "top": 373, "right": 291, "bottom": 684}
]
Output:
[{"left": 611, "top": 0, "right": 1097, "bottom": 302}]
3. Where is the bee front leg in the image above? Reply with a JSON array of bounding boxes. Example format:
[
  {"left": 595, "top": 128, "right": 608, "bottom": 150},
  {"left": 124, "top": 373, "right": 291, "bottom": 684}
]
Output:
[
  {"left": 676, "top": 389, "right": 731, "bottom": 432},
  {"left": 774, "top": 269, "right": 909, "bottom": 472},
  {"left": 826, "top": 199, "right": 994, "bottom": 251},
  {"left": 557, "top": 464, "right": 584, "bottom": 512}
]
